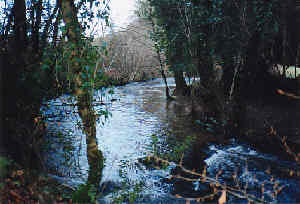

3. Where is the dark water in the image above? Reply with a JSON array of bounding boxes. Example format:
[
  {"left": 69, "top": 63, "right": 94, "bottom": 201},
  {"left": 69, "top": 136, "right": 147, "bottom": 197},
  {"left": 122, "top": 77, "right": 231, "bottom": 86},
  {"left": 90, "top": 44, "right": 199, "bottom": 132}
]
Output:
[{"left": 41, "top": 78, "right": 300, "bottom": 203}]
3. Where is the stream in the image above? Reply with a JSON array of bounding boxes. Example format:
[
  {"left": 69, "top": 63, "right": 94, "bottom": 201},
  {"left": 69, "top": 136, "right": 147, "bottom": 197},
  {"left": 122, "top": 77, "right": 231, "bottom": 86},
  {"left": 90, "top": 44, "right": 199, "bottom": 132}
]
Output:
[{"left": 41, "top": 78, "right": 300, "bottom": 203}]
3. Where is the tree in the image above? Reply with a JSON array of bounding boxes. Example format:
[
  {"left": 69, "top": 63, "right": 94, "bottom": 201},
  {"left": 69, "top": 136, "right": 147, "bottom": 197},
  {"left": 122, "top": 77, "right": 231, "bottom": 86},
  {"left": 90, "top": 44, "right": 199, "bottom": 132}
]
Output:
[
  {"left": 1, "top": 0, "right": 110, "bottom": 198},
  {"left": 58, "top": 0, "right": 105, "bottom": 194},
  {"left": 136, "top": 0, "right": 173, "bottom": 99},
  {"left": 1, "top": 0, "right": 61, "bottom": 166},
  {"left": 145, "top": 0, "right": 300, "bottom": 97},
  {"left": 97, "top": 18, "right": 161, "bottom": 83}
]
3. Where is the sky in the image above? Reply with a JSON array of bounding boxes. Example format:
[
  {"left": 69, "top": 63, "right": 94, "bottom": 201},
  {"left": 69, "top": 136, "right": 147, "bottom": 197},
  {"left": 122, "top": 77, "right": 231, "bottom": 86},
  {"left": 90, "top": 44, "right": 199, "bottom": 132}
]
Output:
[
  {"left": 109, "top": 0, "right": 136, "bottom": 30},
  {"left": 0, "top": 0, "right": 137, "bottom": 36}
]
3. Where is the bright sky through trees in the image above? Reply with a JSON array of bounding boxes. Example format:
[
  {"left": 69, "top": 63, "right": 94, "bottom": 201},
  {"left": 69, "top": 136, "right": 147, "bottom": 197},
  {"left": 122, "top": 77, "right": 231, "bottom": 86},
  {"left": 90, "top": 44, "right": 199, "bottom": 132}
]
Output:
[
  {"left": 110, "top": 0, "right": 136, "bottom": 30},
  {"left": 87, "top": 0, "right": 136, "bottom": 36},
  {"left": 0, "top": 0, "right": 136, "bottom": 36}
]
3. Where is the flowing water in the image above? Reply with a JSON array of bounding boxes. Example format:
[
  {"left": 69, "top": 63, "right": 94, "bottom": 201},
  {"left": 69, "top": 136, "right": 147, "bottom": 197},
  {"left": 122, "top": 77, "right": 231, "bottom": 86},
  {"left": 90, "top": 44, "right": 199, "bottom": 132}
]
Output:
[{"left": 41, "top": 78, "right": 300, "bottom": 203}]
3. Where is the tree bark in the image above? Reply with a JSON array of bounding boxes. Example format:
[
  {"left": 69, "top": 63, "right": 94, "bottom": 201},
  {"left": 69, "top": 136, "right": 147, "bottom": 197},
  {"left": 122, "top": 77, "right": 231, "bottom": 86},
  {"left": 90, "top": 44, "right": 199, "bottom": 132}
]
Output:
[
  {"left": 169, "top": 46, "right": 188, "bottom": 96},
  {"left": 6, "top": 0, "right": 27, "bottom": 113},
  {"left": 58, "top": 0, "right": 103, "bottom": 188},
  {"left": 173, "top": 69, "right": 188, "bottom": 95}
]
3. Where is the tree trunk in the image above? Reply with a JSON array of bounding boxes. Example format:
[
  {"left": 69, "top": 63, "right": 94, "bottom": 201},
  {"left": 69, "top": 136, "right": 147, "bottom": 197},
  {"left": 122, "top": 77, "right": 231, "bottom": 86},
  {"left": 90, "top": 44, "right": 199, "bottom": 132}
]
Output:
[
  {"left": 155, "top": 42, "right": 172, "bottom": 99},
  {"left": 220, "top": 56, "right": 235, "bottom": 97},
  {"left": 173, "top": 69, "right": 188, "bottom": 95},
  {"left": 147, "top": 7, "right": 173, "bottom": 99},
  {"left": 5, "top": 0, "right": 27, "bottom": 115},
  {"left": 169, "top": 46, "right": 188, "bottom": 96},
  {"left": 3, "top": 0, "right": 28, "bottom": 166},
  {"left": 77, "top": 96, "right": 104, "bottom": 185},
  {"left": 59, "top": 0, "right": 103, "bottom": 188}
]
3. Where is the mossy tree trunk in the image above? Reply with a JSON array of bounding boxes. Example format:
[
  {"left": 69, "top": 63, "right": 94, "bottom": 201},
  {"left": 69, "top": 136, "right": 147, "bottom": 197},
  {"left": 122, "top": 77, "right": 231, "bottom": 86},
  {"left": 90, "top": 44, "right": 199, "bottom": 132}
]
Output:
[
  {"left": 59, "top": 0, "right": 104, "bottom": 188},
  {"left": 77, "top": 96, "right": 104, "bottom": 185}
]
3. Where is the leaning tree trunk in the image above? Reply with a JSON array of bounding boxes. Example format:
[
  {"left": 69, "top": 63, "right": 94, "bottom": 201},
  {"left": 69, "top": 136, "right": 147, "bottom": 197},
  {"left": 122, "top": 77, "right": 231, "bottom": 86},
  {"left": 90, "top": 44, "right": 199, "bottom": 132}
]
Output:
[
  {"left": 148, "top": 9, "right": 173, "bottom": 99},
  {"left": 157, "top": 49, "right": 172, "bottom": 99},
  {"left": 59, "top": 0, "right": 104, "bottom": 188}
]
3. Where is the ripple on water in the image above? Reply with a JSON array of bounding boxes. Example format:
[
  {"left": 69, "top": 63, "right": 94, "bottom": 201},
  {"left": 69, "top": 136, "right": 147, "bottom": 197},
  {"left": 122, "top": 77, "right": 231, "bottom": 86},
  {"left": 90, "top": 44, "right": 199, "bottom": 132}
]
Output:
[{"left": 204, "top": 141, "right": 300, "bottom": 203}]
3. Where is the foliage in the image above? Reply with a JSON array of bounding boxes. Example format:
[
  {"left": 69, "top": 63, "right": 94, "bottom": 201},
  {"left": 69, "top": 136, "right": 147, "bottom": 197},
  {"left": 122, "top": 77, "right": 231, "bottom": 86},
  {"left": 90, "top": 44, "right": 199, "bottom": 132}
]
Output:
[
  {"left": 140, "top": 0, "right": 298, "bottom": 96},
  {"left": 41, "top": 38, "right": 110, "bottom": 93},
  {"left": 1, "top": 0, "right": 112, "bottom": 160},
  {"left": 1, "top": 0, "right": 111, "bottom": 202}
]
